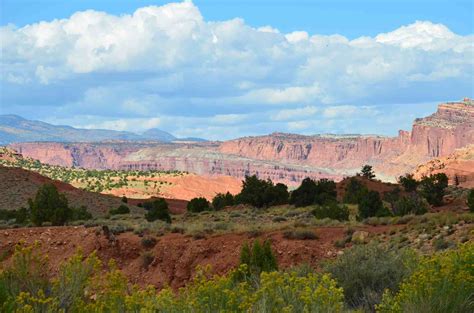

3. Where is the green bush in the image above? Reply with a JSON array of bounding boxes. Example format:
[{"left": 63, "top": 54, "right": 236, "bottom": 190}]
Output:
[
  {"left": 187, "top": 197, "right": 211, "bottom": 213},
  {"left": 109, "top": 204, "right": 130, "bottom": 215},
  {"left": 360, "top": 164, "right": 376, "bottom": 180},
  {"left": 0, "top": 209, "right": 18, "bottom": 221},
  {"left": 141, "top": 237, "right": 157, "bottom": 249},
  {"left": 290, "top": 177, "right": 318, "bottom": 207},
  {"left": 343, "top": 177, "right": 369, "bottom": 204},
  {"left": 377, "top": 243, "right": 473, "bottom": 313},
  {"left": 144, "top": 199, "right": 171, "bottom": 223},
  {"left": 0, "top": 208, "right": 29, "bottom": 224},
  {"left": 238, "top": 240, "right": 278, "bottom": 282},
  {"left": 70, "top": 206, "right": 93, "bottom": 221},
  {"left": 392, "top": 194, "right": 428, "bottom": 216},
  {"left": 141, "top": 251, "right": 154, "bottom": 269},
  {"left": 236, "top": 175, "right": 289, "bottom": 208},
  {"left": 262, "top": 182, "right": 289, "bottom": 207},
  {"left": 290, "top": 178, "right": 337, "bottom": 207},
  {"left": 314, "top": 178, "right": 338, "bottom": 205},
  {"left": 359, "top": 190, "right": 390, "bottom": 219},
  {"left": 467, "top": 189, "right": 474, "bottom": 212},
  {"left": 283, "top": 229, "right": 318, "bottom": 240},
  {"left": 398, "top": 174, "right": 419, "bottom": 192},
  {"left": 212, "top": 192, "right": 235, "bottom": 210},
  {"left": 419, "top": 173, "right": 448, "bottom": 206},
  {"left": 28, "top": 183, "right": 70, "bottom": 226},
  {"left": 324, "top": 244, "right": 416, "bottom": 311},
  {"left": 312, "top": 202, "right": 349, "bottom": 221}
]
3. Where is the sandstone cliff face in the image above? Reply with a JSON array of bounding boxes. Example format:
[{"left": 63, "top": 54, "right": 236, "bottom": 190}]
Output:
[
  {"left": 413, "top": 145, "right": 474, "bottom": 188},
  {"left": 219, "top": 99, "right": 474, "bottom": 180},
  {"left": 8, "top": 99, "right": 474, "bottom": 184}
]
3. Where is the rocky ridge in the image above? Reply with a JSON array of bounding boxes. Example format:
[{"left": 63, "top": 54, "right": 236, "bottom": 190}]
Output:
[{"left": 8, "top": 99, "right": 474, "bottom": 184}]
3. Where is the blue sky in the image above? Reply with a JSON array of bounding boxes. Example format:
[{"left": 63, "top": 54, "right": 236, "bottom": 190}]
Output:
[{"left": 1, "top": 0, "right": 473, "bottom": 139}]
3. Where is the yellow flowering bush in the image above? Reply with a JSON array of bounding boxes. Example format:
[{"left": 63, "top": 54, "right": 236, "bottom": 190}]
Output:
[
  {"left": 1, "top": 242, "right": 345, "bottom": 313},
  {"left": 3, "top": 241, "right": 470, "bottom": 313},
  {"left": 377, "top": 243, "right": 474, "bottom": 313},
  {"left": 253, "top": 271, "right": 344, "bottom": 313}
]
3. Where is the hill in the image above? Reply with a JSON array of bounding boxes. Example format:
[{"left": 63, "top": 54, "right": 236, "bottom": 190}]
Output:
[
  {"left": 0, "top": 147, "right": 241, "bottom": 203},
  {"left": 0, "top": 114, "right": 206, "bottom": 144},
  {"left": 0, "top": 165, "right": 139, "bottom": 215}
]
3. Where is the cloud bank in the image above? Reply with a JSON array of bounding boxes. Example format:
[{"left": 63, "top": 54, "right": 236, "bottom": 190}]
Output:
[{"left": 1, "top": 1, "right": 473, "bottom": 139}]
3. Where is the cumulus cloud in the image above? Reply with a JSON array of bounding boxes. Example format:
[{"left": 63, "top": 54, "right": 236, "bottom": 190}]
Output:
[{"left": 1, "top": 1, "right": 472, "bottom": 139}]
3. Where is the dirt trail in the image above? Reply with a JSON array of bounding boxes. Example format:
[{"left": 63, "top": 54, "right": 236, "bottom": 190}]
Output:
[{"left": 0, "top": 225, "right": 392, "bottom": 289}]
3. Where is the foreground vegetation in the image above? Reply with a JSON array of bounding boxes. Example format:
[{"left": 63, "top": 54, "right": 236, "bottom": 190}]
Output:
[{"left": 1, "top": 240, "right": 472, "bottom": 312}]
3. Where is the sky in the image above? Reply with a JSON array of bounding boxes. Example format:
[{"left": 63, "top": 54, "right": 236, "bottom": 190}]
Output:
[{"left": 0, "top": 0, "right": 473, "bottom": 140}]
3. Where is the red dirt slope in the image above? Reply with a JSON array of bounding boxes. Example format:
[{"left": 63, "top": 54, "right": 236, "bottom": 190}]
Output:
[
  {"left": 0, "top": 225, "right": 391, "bottom": 289},
  {"left": 0, "top": 166, "right": 186, "bottom": 215}
]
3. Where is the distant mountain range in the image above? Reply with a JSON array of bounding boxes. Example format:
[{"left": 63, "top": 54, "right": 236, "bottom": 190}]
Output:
[{"left": 0, "top": 115, "right": 206, "bottom": 144}]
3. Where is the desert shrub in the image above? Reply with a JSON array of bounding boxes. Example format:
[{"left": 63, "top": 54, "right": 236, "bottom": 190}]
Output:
[
  {"left": 0, "top": 209, "right": 18, "bottom": 221},
  {"left": 0, "top": 242, "right": 49, "bottom": 304},
  {"left": 467, "top": 189, "right": 474, "bottom": 212},
  {"left": 419, "top": 173, "right": 448, "bottom": 206},
  {"left": 52, "top": 251, "right": 100, "bottom": 311},
  {"left": 290, "top": 178, "right": 337, "bottom": 207},
  {"left": 236, "top": 175, "right": 289, "bottom": 208},
  {"left": 314, "top": 178, "right": 338, "bottom": 205},
  {"left": 392, "top": 194, "right": 428, "bottom": 216},
  {"left": 141, "top": 236, "right": 157, "bottom": 249},
  {"left": 283, "top": 229, "right": 318, "bottom": 240},
  {"left": 109, "top": 204, "right": 130, "bottom": 215},
  {"left": 262, "top": 182, "right": 289, "bottom": 206},
  {"left": 236, "top": 175, "right": 273, "bottom": 208},
  {"left": 0, "top": 244, "right": 343, "bottom": 313},
  {"left": 359, "top": 190, "right": 390, "bottom": 219},
  {"left": 70, "top": 206, "right": 93, "bottom": 221},
  {"left": 212, "top": 192, "right": 235, "bottom": 210},
  {"left": 398, "top": 174, "right": 419, "bottom": 192},
  {"left": 377, "top": 243, "right": 474, "bottom": 313},
  {"left": 28, "top": 183, "right": 70, "bottom": 226},
  {"left": 290, "top": 177, "right": 318, "bottom": 207},
  {"left": 156, "top": 265, "right": 344, "bottom": 312},
  {"left": 121, "top": 196, "right": 128, "bottom": 203},
  {"left": 324, "top": 243, "right": 416, "bottom": 311},
  {"left": 433, "top": 237, "right": 452, "bottom": 251},
  {"left": 0, "top": 208, "right": 29, "bottom": 224},
  {"left": 141, "top": 252, "right": 154, "bottom": 269},
  {"left": 383, "top": 187, "right": 402, "bottom": 205},
  {"left": 360, "top": 164, "right": 376, "bottom": 179},
  {"left": 187, "top": 197, "right": 211, "bottom": 213},
  {"left": 238, "top": 240, "right": 278, "bottom": 282},
  {"left": 143, "top": 199, "right": 171, "bottom": 223},
  {"left": 272, "top": 216, "right": 287, "bottom": 222},
  {"left": 252, "top": 271, "right": 344, "bottom": 312},
  {"left": 312, "top": 202, "right": 349, "bottom": 221},
  {"left": 343, "top": 177, "right": 369, "bottom": 204}
]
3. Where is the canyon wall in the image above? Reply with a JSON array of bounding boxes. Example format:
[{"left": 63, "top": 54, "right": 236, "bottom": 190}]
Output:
[
  {"left": 219, "top": 99, "right": 474, "bottom": 180},
  {"left": 9, "top": 99, "right": 474, "bottom": 183}
]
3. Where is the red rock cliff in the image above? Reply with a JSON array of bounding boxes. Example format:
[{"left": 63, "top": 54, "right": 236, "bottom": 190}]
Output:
[{"left": 8, "top": 99, "right": 474, "bottom": 183}]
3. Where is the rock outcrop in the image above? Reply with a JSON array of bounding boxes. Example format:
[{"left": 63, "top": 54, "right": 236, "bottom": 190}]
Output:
[
  {"left": 9, "top": 99, "right": 474, "bottom": 184},
  {"left": 220, "top": 99, "right": 474, "bottom": 180},
  {"left": 413, "top": 145, "right": 474, "bottom": 188}
]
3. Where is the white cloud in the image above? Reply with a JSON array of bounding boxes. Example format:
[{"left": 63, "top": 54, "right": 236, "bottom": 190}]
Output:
[
  {"left": 285, "top": 31, "right": 309, "bottom": 43},
  {"left": 375, "top": 21, "right": 458, "bottom": 51},
  {"left": 272, "top": 106, "right": 318, "bottom": 121},
  {"left": 1, "top": 1, "right": 473, "bottom": 139},
  {"left": 323, "top": 105, "right": 378, "bottom": 118}
]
